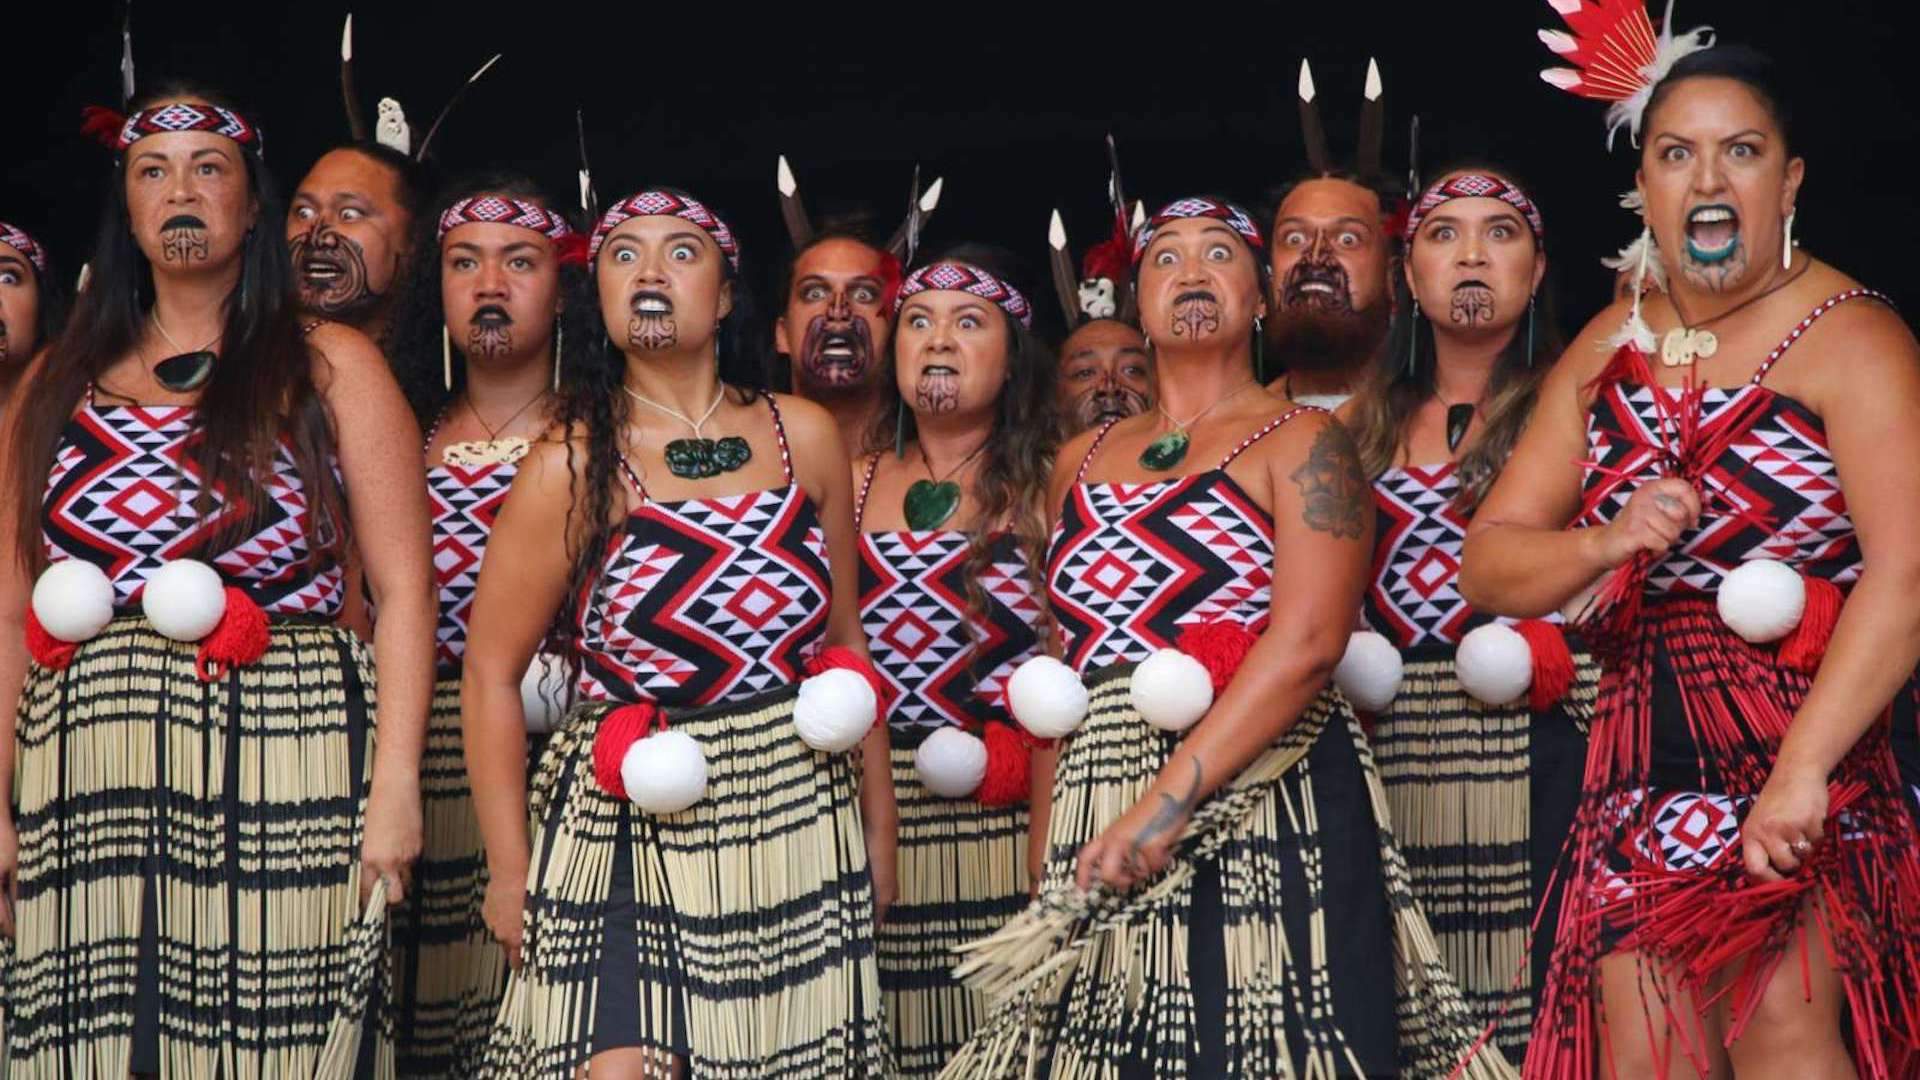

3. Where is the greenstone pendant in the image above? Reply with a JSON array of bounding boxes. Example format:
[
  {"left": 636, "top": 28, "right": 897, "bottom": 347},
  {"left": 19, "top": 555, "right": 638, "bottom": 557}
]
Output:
[
  {"left": 1139, "top": 430, "right": 1191, "bottom": 472},
  {"left": 664, "top": 435, "right": 753, "bottom": 480},
  {"left": 903, "top": 479, "right": 961, "bottom": 530}
]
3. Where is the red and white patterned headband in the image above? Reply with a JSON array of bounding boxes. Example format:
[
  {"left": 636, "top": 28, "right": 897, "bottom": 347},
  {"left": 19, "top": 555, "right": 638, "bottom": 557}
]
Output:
[
  {"left": 437, "top": 196, "right": 587, "bottom": 265},
  {"left": 1131, "top": 196, "right": 1265, "bottom": 265},
  {"left": 588, "top": 190, "right": 740, "bottom": 271},
  {"left": 0, "top": 221, "right": 48, "bottom": 275},
  {"left": 892, "top": 261, "right": 1034, "bottom": 330},
  {"left": 113, "top": 103, "right": 262, "bottom": 153},
  {"left": 1404, "top": 174, "right": 1545, "bottom": 242}
]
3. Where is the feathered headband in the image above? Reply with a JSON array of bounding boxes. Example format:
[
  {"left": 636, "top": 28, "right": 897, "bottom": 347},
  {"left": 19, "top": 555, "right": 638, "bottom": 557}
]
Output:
[
  {"left": 892, "top": 261, "right": 1034, "bottom": 330},
  {"left": 437, "top": 196, "right": 587, "bottom": 266},
  {"left": 0, "top": 221, "right": 50, "bottom": 276},
  {"left": 589, "top": 190, "right": 741, "bottom": 271},
  {"left": 1048, "top": 134, "right": 1140, "bottom": 327},
  {"left": 1537, "top": 0, "right": 1715, "bottom": 148}
]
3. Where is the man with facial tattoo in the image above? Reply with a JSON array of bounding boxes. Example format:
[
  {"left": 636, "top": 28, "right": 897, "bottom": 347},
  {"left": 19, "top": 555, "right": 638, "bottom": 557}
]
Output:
[
  {"left": 1265, "top": 175, "right": 1395, "bottom": 409},
  {"left": 774, "top": 234, "right": 893, "bottom": 455},
  {"left": 287, "top": 143, "right": 425, "bottom": 345},
  {"left": 1055, "top": 318, "right": 1152, "bottom": 435}
]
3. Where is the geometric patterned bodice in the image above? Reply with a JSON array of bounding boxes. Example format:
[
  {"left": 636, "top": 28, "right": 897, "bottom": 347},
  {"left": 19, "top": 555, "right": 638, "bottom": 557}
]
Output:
[
  {"left": 428, "top": 460, "right": 516, "bottom": 670},
  {"left": 1576, "top": 291, "right": 1883, "bottom": 597},
  {"left": 41, "top": 400, "right": 344, "bottom": 617},
  {"left": 1365, "top": 463, "right": 1475, "bottom": 648},
  {"left": 853, "top": 459, "right": 1046, "bottom": 736},
  {"left": 1046, "top": 408, "right": 1318, "bottom": 674},
  {"left": 573, "top": 396, "right": 832, "bottom": 708}
]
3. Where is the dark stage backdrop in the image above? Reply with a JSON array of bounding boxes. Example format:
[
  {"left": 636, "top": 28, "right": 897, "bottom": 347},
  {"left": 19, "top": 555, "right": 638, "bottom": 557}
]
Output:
[{"left": 8, "top": 1, "right": 1914, "bottom": 345}]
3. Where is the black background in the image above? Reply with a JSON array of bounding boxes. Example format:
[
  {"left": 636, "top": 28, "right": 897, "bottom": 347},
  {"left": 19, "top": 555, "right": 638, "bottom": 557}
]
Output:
[{"left": 6, "top": 1, "right": 1913, "bottom": 342}]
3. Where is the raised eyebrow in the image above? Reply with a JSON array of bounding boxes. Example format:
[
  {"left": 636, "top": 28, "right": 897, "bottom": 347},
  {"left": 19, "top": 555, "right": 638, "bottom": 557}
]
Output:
[
  {"left": 0, "top": 254, "right": 28, "bottom": 274},
  {"left": 1721, "top": 129, "right": 1767, "bottom": 144},
  {"left": 189, "top": 147, "right": 233, "bottom": 162}
]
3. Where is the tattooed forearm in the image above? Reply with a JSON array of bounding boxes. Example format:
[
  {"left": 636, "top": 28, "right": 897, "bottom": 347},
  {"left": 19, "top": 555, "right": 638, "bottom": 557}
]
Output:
[
  {"left": 1289, "top": 421, "right": 1368, "bottom": 540},
  {"left": 1124, "top": 757, "right": 1205, "bottom": 874}
]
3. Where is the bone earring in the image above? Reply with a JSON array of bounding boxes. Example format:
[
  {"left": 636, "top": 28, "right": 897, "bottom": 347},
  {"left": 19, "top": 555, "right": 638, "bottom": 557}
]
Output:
[
  {"left": 1783, "top": 211, "right": 1796, "bottom": 270},
  {"left": 442, "top": 324, "right": 453, "bottom": 392},
  {"left": 552, "top": 319, "right": 563, "bottom": 392}
]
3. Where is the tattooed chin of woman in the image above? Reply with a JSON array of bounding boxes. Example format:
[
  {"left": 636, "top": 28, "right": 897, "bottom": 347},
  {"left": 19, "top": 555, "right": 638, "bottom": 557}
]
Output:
[{"left": 629, "top": 314, "right": 678, "bottom": 351}]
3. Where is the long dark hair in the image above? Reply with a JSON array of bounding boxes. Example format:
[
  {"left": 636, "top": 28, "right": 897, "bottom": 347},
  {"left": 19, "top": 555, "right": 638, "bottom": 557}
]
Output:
[
  {"left": 867, "top": 244, "right": 1059, "bottom": 650},
  {"left": 385, "top": 170, "right": 589, "bottom": 427},
  {"left": 8, "top": 82, "right": 346, "bottom": 574},
  {"left": 547, "top": 187, "right": 766, "bottom": 652},
  {"left": 1350, "top": 163, "right": 1566, "bottom": 511}
]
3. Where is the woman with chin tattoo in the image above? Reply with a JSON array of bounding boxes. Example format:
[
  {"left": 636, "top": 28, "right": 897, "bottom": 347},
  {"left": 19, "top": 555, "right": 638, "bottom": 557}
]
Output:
[
  {"left": 1464, "top": 13, "right": 1920, "bottom": 1076},
  {"left": 849, "top": 248, "right": 1055, "bottom": 1075},
  {"left": 1339, "top": 163, "right": 1591, "bottom": 1057},
  {"left": 948, "top": 197, "right": 1497, "bottom": 1079},
  {"left": 0, "top": 85, "right": 434, "bottom": 1074},
  {"left": 378, "top": 172, "right": 587, "bottom": 1076},
  {"left": 462, "top": 187, "right": 893, "bottom": 1077},
  {"left": 0, "top": 221, "right": 67, "bottom": 412}
]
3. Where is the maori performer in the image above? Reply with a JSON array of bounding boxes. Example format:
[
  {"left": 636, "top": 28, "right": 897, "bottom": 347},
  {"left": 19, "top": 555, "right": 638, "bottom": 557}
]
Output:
[
  {"left": 1462, "top": 6, "right": 1920, "bottom": 1076},
  {"left": 0, "top": 222, "right": 65, "bottom": 410},
  {"left": 853, "top": 251, "right": 1056, "bottom": 1075},
  {"left": 1048, "top": 151, "right": 1153, "bottom": 435},
  {"left": 1267, "top": 59, "right": 1400, "bottom": 408},
  {"left": 462, "top": 187, "right": 895, "bottom": 1077},
  {"left": 1337, "top": 163, "right": 1592, "bottom": 1055},
  {"left": 380, "top": 174, "right": 586, "bottom": 1075},
  {"left": 287, "top": 142, "right": 425, "bottom": 347},
  {"left": 0, "top": 85, "right": 434, "bottom": 1074},
  {"left": 945, "top": 196, "right": 1505, "bottom": 1079}
]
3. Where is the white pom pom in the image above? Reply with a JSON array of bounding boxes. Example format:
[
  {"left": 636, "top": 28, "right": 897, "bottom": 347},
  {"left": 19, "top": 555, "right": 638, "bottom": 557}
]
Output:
[
  {"left": 1129, "top": 649, "right": 1214, "bottom": 732},
  {"left": 1717, "top": 559, "right": 1806, "bottom": 643},
  {"left": 519, "top": 654, "right": 568, "bottom": 734},
  {"left": 620, "top": 731, "right": 708, "bottom": 814},
  {"left": 792, "top": 667, "right": 877, "bottom": 753},
  {"left": 31, "top": 560, "right": 116, "bottom": 644},
  {"left": 914, "top": 727, "right": 988, "bottom": 798},
  {"left": 1456, "top": 623, "right": 1534, "bottom": 706},
  {"left": 1006, "top": 656, "right": 1089, "bottom": 739},
  {"left": 140, "top": 559, "right": 227, "bottom": 642},
  {"left": 1333, "top": 631, "right": 1404, "bottom": 713}
]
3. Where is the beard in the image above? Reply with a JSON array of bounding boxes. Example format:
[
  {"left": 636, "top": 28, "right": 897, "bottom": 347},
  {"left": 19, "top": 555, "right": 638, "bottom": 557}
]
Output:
[
  {"left": 291, "top": 225, "right": 385, "bottom": 321},
  {"left": 796, "top": 315, "right": 877, "bottom": 393},
  {"left": 1266, "top": 298, "right": 1391, "bottom": 375}
]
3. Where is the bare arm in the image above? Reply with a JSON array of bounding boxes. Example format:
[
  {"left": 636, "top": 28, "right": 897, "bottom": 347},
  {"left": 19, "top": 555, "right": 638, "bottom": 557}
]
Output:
[
  {"left": 314, "top": 323, "right": 435, "bottom": 902},
  {"left": 1025, "top": 430, "right": 1097, "bottom": 888},
  {"left": 0, "top": 355, "right": 47, "bottom": 936}
]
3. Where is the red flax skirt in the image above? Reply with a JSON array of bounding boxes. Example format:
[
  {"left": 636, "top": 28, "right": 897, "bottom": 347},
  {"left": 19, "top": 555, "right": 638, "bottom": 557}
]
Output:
[{"left": 1526, "top": 595, "right": 1920, "bottom": 1080}]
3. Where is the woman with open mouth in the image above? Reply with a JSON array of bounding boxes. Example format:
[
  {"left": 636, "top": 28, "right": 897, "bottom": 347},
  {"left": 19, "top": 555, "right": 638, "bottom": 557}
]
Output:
[
  {"left": 1340, "top": 163, "right": 1592, "bottom": 1058},
  {"left": 0, "top": 84, "right": 435, "bottom": 1074},
  {"left": 946, "top": 197, "right": 1499, "bottom": 1079},
  {"left": 379, "top": 172, "right": 588, "bottom": 1076},
  {"left": 849, "top": 249, "right": 1056, "bottom": 1075},
  {"left": 0, "top": 220, "right": 66, "bottom": 413},
  {"left": 462, "top": 186, "right": 894, "bottom": 1077},
  {"left": 1466, "top": 11, "right": 1920, "bottom": 1077}
]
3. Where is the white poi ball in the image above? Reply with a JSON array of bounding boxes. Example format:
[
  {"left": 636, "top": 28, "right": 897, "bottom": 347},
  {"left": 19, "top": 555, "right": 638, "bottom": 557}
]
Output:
[
  {"left": 1129, "top": 649, "right": 1215, "bottom": 732},
  {"left": 915, "top": 726, "right": 988, "bottom": 798},
  {"left": 1456, "top": 623, "right": 1534, "bottom": 707},
  {"left": 141, "top": 559, "right": 228, "bottom": 642},
  {"left": 1717, "top": 559, "right": 1806, "bottom": 644},
  {"left": 30, "top": 559, "right": 116, "bottom": 643},
  {"left": 620, "top": 731, "right": 708, "bottom": 814},
  {"left": 1005, "top": 655, "right": 1089, "bottom": 739},
  {"left": 793, "top": 667, "right": 878, "bottom": 753},
  {"left": 519, "top": 653, "right": 568, "bottom": 734},
  {"left": 1333, "top": 631, "right": 1404, "bottom": 713}
]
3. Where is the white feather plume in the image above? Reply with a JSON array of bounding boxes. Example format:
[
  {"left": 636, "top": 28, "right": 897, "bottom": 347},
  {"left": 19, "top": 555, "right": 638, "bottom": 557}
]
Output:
[
  {"left": 375, "top": 98, "right": 410, "bottom": 155},
  {"left": 1603, "top": 0, "right": 1716, "bottom": 149},
  {"left": 1601, "top": 231, "right": 1667, "bottom": 293},
  {"left": 1618, "top": 189, "right": 1645, "bottom": 212},
  {"left": 1603, "top": 226, "right": 1661, "bottom": 352}
]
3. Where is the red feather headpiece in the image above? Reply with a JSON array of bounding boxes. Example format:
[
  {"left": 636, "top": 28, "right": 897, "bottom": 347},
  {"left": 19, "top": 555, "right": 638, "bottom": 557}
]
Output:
[{"left": 1536, "top": 0, "right": 1716, "bottom": 148}]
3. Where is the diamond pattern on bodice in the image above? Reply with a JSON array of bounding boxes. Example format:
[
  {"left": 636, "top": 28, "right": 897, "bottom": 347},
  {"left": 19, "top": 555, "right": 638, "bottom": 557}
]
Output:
[
  {"left": 41, "top": 404, "right": 343, "bottom": 616},
  {"left": 428, "top": 461, "right": 516, "bottom": 668},
  {"left": 1365, "top": 464, "right": 1475, "bottom": 648}
]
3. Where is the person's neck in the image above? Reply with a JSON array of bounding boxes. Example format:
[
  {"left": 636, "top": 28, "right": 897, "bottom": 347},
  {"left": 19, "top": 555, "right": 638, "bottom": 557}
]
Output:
[
  {"left": 622, "top": 347, "right": 724, "bottom": 422},
  {"left": 912, "top": 408, "right": 994, "bottom": 474},
  {"left": 1428, "top": 325, "right": 1510, "bottom": 405},
  {"left": 805, "top": 384, "right": 882, "bottom": 457},
  {"left": 149, "top": 268, "right": 240, "bottom": 351},
  {"left": 1153, "top": 343, "right": 1259, "bottom": 421},
  {"left": 462, "top": 348, "right": 553, "bottom": 419}
]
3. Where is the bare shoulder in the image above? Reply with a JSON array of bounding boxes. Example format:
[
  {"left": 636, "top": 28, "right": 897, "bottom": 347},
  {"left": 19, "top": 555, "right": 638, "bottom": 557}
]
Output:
[
  {"left": 515, "top": 429, "right": 593, "bottom": 498},
  {"left": 1266, "top": 410, "right": 1369, "bottom": 540},
  {"left": 304, "top": 320, "right": 389, "bottom": 389},
  {"left": 768, "top": 391, "right": 850, "bottom": 474},
  {"left": 1048, "top": 424, "right": 1106, "bottom": 505},
  {"left": 1559, "top": 296, "right": 1639, "bottom": 381}
]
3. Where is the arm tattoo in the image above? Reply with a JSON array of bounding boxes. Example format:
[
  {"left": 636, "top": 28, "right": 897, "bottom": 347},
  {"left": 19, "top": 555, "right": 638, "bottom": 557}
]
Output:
[
  {"left": 1289, "top": 422, "right": 1368, "bottom": 540},
  {"left": 1125, "top": 758, "right": 1205, "bottom": 873}
]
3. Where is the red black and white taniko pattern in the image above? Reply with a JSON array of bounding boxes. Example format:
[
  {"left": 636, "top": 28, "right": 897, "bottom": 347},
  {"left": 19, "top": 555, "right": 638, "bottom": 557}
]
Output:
[
  {"left": 1365, "top": 463, "right": 1475, "bottom": 649},
  {"left": 1130, "top": 196, "right": 1264, "bottom": 264},
  {"left": 1048, "top": 410, "right": 1319, "bottom": 674},
  {"left": 1, "top": 219, "right": 48, "bottom": 274},
  {"left": 587, "top": 189, "right": 740, "bottom": 270},
  {"left": 1527, "top": 290, "right": 1920, "bottom": 1080},
  {"left": 892, "top": 261, "right": 1034, "bottom": 330},
  {"left": 1404, "top": 172, "right": 1545, "bottom": 241},
  {"left": 427, "top": 460, "right": 516, "bottom": 670},
  {"left": 858, "top": 529, "right": 1044, "bottom": 735},
  {"left": 115, "top": 102, "right": 262, "bottom": 151},
  {"left": 437, "top": 196, "right": 577, "bottom": 243},
  {"left": 573, "top": 400, "right": 830, "bottom": 708},
  {"left": 41, "top": 401, "right": 343, "bottom": 617}
]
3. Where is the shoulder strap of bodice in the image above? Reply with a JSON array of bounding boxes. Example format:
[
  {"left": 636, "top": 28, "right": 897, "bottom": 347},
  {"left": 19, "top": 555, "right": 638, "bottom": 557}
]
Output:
[
  {"left": 1750, "top": 288, "right": 1893, "bottom": 385},
  {"left": 1073, "top": 419, "right": 1123, "bottom": 484},
  {"left": 763, "top": 393, "right": 796, "bottom": 484},
  {"left": 853, "top": 451, "right": 882, "bottom": 529},
  {"left": 1216, "top": 405, "right": 1326, "bottom": 469}
]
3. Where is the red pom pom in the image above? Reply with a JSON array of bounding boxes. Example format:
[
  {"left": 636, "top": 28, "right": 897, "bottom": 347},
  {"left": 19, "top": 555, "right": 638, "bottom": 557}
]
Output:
[
  {"left": 974, "top": 721, "right": 1034, "bottom": 807},
  {"left": 592, "top": 703, "right": 660, "bottom": 800},
  {"left": 24, "top": 608, "right": 79, "bottom": 670},
  {"left": 552, "top": 233, "right": 590, "bottom": 267},
  {"left": 1513, "top": 619, "right": 1574, "bottom": 711},
  {"left": 807, "top": 645, "right": 891, "bottom": 710},
  {"left": 195, "top": 588, "right": 270, "bottom": 682},
  {"left": 1779, "top": 575, "right": 1844, "bottom": 675},
  {"left": 1174, "top": 620, "right": 1260, "bottom": 695},
  {"left": 80, "top": 106, "right": 126, "bottom": 149}
]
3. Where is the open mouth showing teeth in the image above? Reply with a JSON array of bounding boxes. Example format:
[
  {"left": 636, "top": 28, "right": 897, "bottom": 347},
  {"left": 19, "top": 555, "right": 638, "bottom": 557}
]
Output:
[
  {"left": 922, "top": 365, "right": 957, "bottom": 376},
  {"left": 819, "top": 334, "right": 857, "bottom": 361},
  {"left": 301, "top": 258, "right": 343, "bottom": 282},
  {"left": 1685, "top": 205, "right": 1740, "bottom": 259},
  {"left": 631, "top": 293, "right": 672, "bottom": 315}
]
